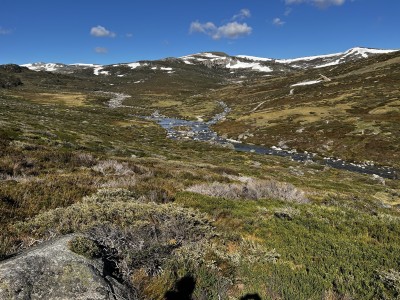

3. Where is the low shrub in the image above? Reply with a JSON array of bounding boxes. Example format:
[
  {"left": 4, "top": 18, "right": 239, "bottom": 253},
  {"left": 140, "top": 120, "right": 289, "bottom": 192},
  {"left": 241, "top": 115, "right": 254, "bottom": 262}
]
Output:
[
  {"left": 68, "top": 235, "right": 100, "bottom": 258},
  {"left": 92, "top": 159, "right": 135, "bottom": 176},
  {"left": 186, "top": 178, "right": 309, "bottom": 203}
]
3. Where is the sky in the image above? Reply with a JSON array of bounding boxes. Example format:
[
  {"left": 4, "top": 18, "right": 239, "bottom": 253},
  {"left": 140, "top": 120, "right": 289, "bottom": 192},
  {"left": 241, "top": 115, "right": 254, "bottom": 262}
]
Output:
[{"left": 0, "top": 0, "right": 399, "bottom": 65}]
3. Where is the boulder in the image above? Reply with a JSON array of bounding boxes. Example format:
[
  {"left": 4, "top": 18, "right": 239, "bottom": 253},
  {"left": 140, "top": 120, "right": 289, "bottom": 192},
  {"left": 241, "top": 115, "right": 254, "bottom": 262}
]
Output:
[{"left": 0, "top": 235, "right": 136, "bottom": 300}]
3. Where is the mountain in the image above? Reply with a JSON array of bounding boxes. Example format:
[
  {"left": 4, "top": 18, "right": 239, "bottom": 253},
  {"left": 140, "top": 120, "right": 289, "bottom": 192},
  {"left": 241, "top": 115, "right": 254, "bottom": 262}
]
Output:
[{"left": 20, "top": 47, "right": 398, "bottom": 76}]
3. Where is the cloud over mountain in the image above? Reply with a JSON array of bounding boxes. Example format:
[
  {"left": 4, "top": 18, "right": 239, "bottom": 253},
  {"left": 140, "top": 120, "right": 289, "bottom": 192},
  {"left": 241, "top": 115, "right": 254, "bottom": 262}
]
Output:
[
  {"left": 232, "top": 8, "right": 251, "bottom": 20},
  {"left": 272, "top": 18, "right": 286, "bottom": 26},
  {"left": 90, "top": 25, "right": 116, "bottom": 38},
  {"left": 190, "top": 21, "right": 252, "bottom": 40},
  {"left": 190, "top": 9, "right": 252, "bottom": 40},
  {"left": 286, "top": 0, "right": 345, "bottom": 8},
  {"left": 94, "top": 47, "right": 108, "bottom": 54},
  {"left": 0, "top": 27, "right": 12, "bottom": 35}
]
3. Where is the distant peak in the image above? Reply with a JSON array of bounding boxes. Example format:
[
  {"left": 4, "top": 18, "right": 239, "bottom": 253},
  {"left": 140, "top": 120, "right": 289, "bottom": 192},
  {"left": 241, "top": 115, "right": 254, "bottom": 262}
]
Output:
[{"left": 343, "top": 47, "right": 398, "bottom": 58}]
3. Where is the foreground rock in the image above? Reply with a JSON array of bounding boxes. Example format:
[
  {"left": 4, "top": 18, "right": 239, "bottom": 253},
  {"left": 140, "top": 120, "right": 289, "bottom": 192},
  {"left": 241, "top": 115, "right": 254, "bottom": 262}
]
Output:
[{"left": 0, "top": 235, "right": 135, "bottom": 300}]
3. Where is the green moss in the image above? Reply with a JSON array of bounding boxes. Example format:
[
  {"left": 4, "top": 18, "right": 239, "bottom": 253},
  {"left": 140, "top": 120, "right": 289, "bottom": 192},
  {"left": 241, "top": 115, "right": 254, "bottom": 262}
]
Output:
[{"left": 68, "top": 236, "right": 100, "bottom": 259}]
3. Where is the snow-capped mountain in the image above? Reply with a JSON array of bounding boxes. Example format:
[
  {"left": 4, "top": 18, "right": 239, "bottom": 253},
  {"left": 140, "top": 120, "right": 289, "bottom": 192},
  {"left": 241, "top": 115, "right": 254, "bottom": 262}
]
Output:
[
  {"left": 179, "top": 47, "right": 397, "bottom": 70},
  {"left": 274, "top": 47, "right": 398, "bottom": 69},
  {"left": 20, "top": 47, "right": 398, "bottom": 76},
  {"left": 20, "top": 62, "right": 102, "bottom": 74}
]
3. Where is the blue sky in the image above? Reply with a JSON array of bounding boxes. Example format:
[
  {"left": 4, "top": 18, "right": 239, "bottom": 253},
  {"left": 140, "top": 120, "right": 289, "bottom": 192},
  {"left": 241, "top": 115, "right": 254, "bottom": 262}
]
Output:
[{"left": 0, "top": 0, "right": 399, "bottom": 64}]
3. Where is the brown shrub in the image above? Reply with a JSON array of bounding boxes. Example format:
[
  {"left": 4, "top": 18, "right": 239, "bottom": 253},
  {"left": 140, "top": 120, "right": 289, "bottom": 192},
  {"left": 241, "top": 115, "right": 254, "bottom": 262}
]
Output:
[{"left": 186, "top": 178, "right": 309, "bottom": 203}]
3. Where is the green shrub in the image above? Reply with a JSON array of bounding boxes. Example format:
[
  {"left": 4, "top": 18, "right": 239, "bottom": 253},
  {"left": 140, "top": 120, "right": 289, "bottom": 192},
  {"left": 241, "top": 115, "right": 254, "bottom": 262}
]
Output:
[{"left": 68, "top": 235, "right": 100, "bottom": 258}]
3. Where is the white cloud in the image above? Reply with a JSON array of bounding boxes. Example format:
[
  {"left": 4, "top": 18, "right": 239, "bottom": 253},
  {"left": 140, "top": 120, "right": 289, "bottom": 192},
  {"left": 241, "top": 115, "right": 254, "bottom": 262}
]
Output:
[
  {"left": 190, "top": 21, "right": 252, "bottom": 40},
  {"left": 95, "top": 47, "right": 108, "bottom": 54},
  {"left": 126, "top": 33, "right": 133, "bottom": 38},
  {"left": 0, "top": 27, "right": 12, "bottom": 35},
  {"left": 272, "top": 18, "right": 286, "bottom": 26},
  {"left": 190, "top": 21, "right": 216, "bottom": 34},
  {"left": 232, "top": 8, "right": 251, "bottom": 20},
  {"left": 190, "top": 9, "right": 252, "bottom": 40},
  {"left": 284, "top": 8, "right": 293, "bottom": 16},
  {"left": 213, "top": 22, "right": 252, "bottom": 39},
  {"left": 285, "top": 0, "right": 345, "bottom": 8},
  {"left": 90, "top": 25, "right": 116, "bottom": 37}
]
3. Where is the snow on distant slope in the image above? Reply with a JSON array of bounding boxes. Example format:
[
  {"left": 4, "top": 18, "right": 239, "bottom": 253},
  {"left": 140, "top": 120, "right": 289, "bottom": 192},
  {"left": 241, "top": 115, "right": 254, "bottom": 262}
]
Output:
[
  {"left": 314, "top": 60, "right": 341, "bottom": 69},
  {"left": 342, "top": 47, "right": 397, "bottom": 58},
  {"left": 275, "top": 52, "right": 342, "bottom": 64},
  {"left": 19, "top": 47, "right": 398, "bottom": 76},
  {"left": 200, "top": 53, "right": 224, "bottom": 59},
  {"left": 126, "top": 62, "right": 141, "bottom": 69},
  {"left": 180, "top": 52, "right": 273, "bottom": 72},
  {"left": 125, "top": 62, "right": 148, "bottom": 69},
  {"left": 227, "top": 61, "right": 273, "bottom": 72},
  {"left": 236, "top": 55, "right": 273, "bottom": 62},
  {"left": 70, "top": 63, "right": 99, "bottom": 67},
  {"left": 179, "top": 52, "right": 226, "bottom": 63},
  {"left": 276, "top": 47, "right": 398, "bottom": 69},
  {"left": 93, "top": 66, "right": 110, "bottom": 76},
  {"left": 22, "top": 62, "right": 103, "bottom": 73},
  {"left": 21, "top": 63, "right": 67, "bottom": 72},
  {"left": 291, "top": 80, "right": 321, "bottom": 87}
]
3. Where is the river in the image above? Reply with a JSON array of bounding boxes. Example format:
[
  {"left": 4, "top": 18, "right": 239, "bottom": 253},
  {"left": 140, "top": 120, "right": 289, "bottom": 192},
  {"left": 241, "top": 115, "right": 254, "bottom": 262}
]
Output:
[{"left": 147, "top": 102, "right": 397, "bottom": 179}]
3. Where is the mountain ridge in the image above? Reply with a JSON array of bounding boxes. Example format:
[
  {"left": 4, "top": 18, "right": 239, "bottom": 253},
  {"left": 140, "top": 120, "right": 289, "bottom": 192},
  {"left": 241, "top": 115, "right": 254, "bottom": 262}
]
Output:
[{"left": 20, "top": 47, "right": 398, "bottom": 75}]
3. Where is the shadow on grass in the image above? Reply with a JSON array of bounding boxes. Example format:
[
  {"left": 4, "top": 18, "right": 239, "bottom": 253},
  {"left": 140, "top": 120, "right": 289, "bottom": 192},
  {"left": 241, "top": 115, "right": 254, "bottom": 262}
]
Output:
[
  {"left": 164, "top": 274, "right": 196, "bottom": 300},
  {"left": 164, "top": 274, "right": 262, "bottom": 300},
  {"left": 240, "top": 293, "right": 262, "bottom": 300}
]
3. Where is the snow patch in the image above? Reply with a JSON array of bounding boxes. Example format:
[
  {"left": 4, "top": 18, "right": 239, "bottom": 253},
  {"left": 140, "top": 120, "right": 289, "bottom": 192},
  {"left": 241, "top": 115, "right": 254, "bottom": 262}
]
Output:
[
  {"left": 276, "top": 47, "right": 398, "bottom": 67},
  {"left": 343, "top": 47, "right": 397, "bottom": 59},
  {"left": 21, "top": 63, "right": 65, "bottom": 72},
  {"left": 290, "top": 80, "right": 321, "bottom": 87},
  {"left": 70, "top": 63, "right": 99, "bottom": 67},
  {"left": 236, "top": 55, "right": 272, "bottom": 62},
  {"left": 126, "top": 62, "right": 142, "bottom": 69},
  {"left": 199, "top": 53, "right": 223, "bottom": 59},
  {"left": 315, "top": 60, "right": 341, "bottom": 69},
  {"left": 227, "top": 61, "right": 272, "bottom": 72},
  {"left": 276, "top": 52, "right": 341, "bottom": 64},
  {"left": 180, "top": 52, "right": 225, "bottom": 62},
  {"left": 150, "top": 66, "right": 174, "bottom": 72},
  {"left": 93, "top": 67, "right": 110, "bottom": 76}
]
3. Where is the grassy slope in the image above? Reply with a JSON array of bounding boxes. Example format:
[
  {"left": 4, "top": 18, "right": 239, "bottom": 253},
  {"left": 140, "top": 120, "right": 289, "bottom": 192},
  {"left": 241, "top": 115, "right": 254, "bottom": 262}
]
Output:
[
  {"left": 0, "top": 59, "right": 399, "bottom": 299},
  {"left": 211, "top": 52, "right": 400, "bottom": 169}
]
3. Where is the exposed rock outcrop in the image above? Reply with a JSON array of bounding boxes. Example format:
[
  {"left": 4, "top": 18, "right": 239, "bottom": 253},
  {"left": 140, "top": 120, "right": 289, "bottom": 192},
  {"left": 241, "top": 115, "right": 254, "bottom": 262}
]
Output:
[{"left": 0, "top": 235, "right": 136, "bottom": 300}]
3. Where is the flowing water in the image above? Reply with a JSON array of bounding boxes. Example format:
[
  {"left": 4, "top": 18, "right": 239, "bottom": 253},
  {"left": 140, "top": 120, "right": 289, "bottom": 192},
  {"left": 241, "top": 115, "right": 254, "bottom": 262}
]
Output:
[{"left": 147, "top": 102, "right": 397, "bottom": 179}]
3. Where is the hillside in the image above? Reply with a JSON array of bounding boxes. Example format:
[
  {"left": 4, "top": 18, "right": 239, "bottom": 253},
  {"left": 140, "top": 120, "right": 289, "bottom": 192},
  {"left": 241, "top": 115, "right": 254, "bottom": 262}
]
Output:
[{"left": 0, "top": 47, "right": 399, "bottom": 299}]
